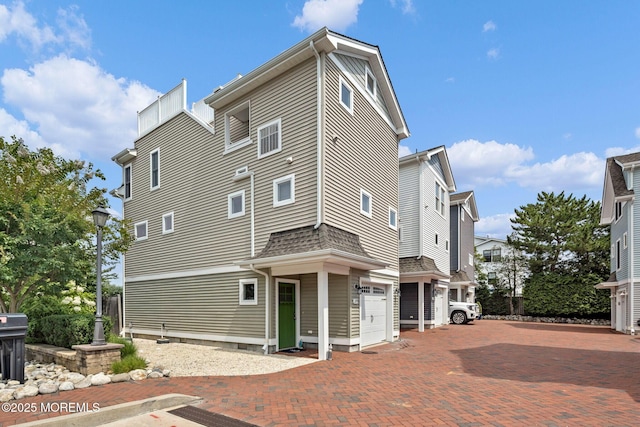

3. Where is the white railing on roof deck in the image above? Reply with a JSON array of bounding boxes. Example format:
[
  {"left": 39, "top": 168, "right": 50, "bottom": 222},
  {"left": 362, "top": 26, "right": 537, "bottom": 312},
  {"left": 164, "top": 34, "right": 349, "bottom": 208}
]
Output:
[
  {"left": 192, "top": 99, "right": 215, "bottom": 125},
  {"left": 137, "top": 79, "right": 215, "bottom": 137},
  {"left": 138, "top": 80, "right": 187, "bottom": 137}
]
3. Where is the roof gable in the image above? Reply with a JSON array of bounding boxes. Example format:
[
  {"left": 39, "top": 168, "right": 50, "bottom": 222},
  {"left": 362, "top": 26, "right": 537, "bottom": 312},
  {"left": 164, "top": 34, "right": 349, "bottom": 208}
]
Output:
[
  {"left": 600, "top": 154, "right": 636, "bottom": 224},
  {"left": 399, "top": 145, "right": 456, "bottom": 191}
]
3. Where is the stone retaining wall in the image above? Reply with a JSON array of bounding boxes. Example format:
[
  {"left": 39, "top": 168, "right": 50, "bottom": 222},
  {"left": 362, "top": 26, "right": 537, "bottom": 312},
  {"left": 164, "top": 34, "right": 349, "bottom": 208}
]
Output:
[
  {"left": 481, "top": 315, "right": 611, "bottom": 326},
  {"left": 26, "top": 343, "right": 123, "bottom": 375}
]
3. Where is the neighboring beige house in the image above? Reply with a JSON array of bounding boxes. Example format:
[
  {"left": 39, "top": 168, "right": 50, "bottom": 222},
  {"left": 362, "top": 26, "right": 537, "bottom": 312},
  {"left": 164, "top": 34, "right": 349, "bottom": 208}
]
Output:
[
  {"left": 398, "top": 146, "right": 456, "bottom": 330},
  {"left": 474, "top": 236, "right": 525, "bottom": 296},
  {"left": 112, "top": 28, "right": 409, "bottom": 360}
]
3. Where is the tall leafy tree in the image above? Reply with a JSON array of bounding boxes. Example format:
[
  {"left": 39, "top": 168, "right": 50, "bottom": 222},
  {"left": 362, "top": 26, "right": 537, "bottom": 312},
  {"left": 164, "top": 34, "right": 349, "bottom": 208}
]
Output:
[
  {"left": 494, "top": 234, "right": 528, "bottom": 314},
  {"left": 0, "top": 136, "right": 131, "bottom": 313},
  {"left": 510, "top": 191, "right": 610, "bottom": 316}
]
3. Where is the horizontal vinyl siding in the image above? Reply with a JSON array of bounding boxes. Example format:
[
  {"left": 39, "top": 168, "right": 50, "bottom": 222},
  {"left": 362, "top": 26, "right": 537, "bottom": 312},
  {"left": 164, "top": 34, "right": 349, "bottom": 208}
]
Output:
[
  {"left": 422, "top": 166, "right": 450, "bottom": 274},
  {"left": 399, "top": 162, "right": 420, "bottom": 257},
  {"left": 299, "top": 273, "right": 318, "bottom": 336},
  {"left": 125, "top": 271, "right": 265, "bottom": 338},
  {"left": 124, "top": 59, "right": 318, "bottom": 278},
  {"left": 329, "top": 274, "right": 349, "bottom": 338},
  {"left": 450, "top": 207, "right": 460, "bottom": 270},
  {"left": 460, "top": 214, "right": 475, "bottom": 280},
  {"left": 323, "top": 57, "right": 399, "bottom": 270}
]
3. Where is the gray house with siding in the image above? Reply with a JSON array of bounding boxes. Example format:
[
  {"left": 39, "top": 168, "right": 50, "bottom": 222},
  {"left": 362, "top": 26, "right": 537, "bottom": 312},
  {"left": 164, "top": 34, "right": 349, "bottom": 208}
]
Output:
[
  {"left": 598, "top": 152, "right": 640, "bottom": 334},
  {"left": 398, "top": 146, "right": 456, "bottom": 330},
  {"left": 449, "top": 191, "right": 479, "bottom": 303},
  {"left": 111, "top": 28, "right": 409, "bottom": 360}
]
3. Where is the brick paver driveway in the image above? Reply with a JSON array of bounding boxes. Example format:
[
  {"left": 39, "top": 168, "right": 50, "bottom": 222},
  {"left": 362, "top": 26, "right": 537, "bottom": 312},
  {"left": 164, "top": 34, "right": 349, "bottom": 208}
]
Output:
[{"left": 3, "top": 320, "right": 640, "bottom": 426}]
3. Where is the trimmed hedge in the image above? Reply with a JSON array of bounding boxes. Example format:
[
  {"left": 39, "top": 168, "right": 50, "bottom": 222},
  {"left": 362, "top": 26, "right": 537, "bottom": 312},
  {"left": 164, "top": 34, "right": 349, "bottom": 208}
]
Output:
[{"left": 37, "top": 314, "right": 113, "bottom": 348}]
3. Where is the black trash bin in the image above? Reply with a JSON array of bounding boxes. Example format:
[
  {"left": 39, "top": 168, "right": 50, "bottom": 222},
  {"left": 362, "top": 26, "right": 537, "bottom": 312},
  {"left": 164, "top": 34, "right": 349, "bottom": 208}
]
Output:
[{"left": 0, "top": 314, "right": 28, "bottom": 383}]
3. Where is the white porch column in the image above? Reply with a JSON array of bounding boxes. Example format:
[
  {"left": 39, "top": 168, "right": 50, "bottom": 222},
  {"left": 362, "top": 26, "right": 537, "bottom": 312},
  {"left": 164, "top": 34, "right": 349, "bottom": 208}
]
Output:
[
  {"left": 418, "top": 281, "right": 425, "bottom": 332},
  {"left": 317, "top": 270, "right": 329, "bottom": 360}
]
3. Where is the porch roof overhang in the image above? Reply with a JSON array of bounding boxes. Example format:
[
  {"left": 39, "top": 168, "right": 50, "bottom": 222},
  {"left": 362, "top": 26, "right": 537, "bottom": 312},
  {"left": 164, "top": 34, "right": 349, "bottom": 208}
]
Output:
[
  {"left": 237, "top": 248, "right": 386, "bottom": 276},
  {"left": 111, "top": 148, "right": 137, "bottom": 165},
  {"left": 236, "top": 223, "right": 387, "bottom": 276},
  {"left": 595, "top": 272, "right": 618, "bottom": 289},
  {"left": 399, "top": 256, "right": 450, "bottom": 281}
]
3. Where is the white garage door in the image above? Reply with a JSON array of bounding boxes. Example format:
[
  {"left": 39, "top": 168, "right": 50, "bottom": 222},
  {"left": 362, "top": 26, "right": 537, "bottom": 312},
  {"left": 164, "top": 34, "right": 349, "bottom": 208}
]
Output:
[{"left": 360, "top": 286, "right": 387, "bottom": 347}]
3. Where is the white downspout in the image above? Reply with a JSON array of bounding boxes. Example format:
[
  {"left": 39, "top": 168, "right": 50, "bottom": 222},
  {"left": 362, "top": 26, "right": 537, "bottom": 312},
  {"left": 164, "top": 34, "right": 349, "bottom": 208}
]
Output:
[
  {"left": 630, "top": 194, "right": 635, "bottom": 334},
  {"left": 250, "top": 264, "right": 270, "bottom": 354},
  {"left": 250, "top": 173, "right": 255, "bottom": 257},
  {"left": 310, "top": 41, "right": 324, "bottom": 229},
  {"left": 417, "top": 155, "right": 424, "bottom": 254}
]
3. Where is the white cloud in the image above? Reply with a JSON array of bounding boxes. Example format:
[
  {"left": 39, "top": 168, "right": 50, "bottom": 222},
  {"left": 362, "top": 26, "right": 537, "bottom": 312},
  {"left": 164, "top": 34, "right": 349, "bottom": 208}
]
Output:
[
  {"left": 445, "top": 77, "right": 455, "bottom": 83},
  {"left": 1, "top": 55, "right": 159, "bottom": 159},
  {"left": 475, "top": 213, "right": 514, "bottom": 240},
  {"left": 483, "top": 20, "right": 496, "bottom": 32},
  {"left": 292, "top": 0, "right": 363, "bottom": 33},
  {"left": 389, "top": 0, "right": 416, "bottom": 15},
  {"left": 398, "top": 144, "right": 412, "bottom": 157},
  {"left": 605, "top": 145, "right": 640, "bottom": 158},
  {"left": 505, "top": 152, "right": 604, "bottom": 193},
  {"left": 0, "top": 1, "right": 88, "bottom": 53},
  {"left": 448, "top": 139, "right": 534, "bottom": 187},
  {"left": 487, "top": 48, "right": 500, "bottom": 60},
  {"left": 0, "top": 107, "right": 47, "bottom": 146},
  {"left": 635, "top": 127, "right": 640, "bottom": 139}
]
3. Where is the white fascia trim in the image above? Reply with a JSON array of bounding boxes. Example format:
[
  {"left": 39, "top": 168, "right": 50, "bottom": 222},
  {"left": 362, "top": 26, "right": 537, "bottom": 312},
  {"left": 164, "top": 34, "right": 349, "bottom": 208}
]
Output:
[
  {"left": 130, "top": 328, "right": 265, "bottom": 346},
  {"left": 371, "top": 268, "right": 399, "bottom": 278},
  {"left": 328, "top": 52, "right": 400, "bottom": 136},
  {"left": 125, "top": 265, "right": 248, "bottom": 283}
]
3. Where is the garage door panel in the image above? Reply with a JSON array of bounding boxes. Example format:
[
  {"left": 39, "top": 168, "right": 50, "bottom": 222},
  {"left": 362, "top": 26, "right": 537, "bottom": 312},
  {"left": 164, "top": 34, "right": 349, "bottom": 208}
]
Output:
[{"left": 361, "top": 294, "right": 386, "bottom": 347}]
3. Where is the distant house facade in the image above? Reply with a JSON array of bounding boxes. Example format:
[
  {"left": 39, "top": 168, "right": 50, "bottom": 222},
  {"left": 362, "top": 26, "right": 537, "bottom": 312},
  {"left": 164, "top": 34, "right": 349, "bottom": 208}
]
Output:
[
  {"left": 598, "top": 153, "right": 640, "bottom": 334},
  {"left": 449, "top": 191, "right": 479, "bottom": 303},
  {"left": 398, "top": 146, "right": 456, "bottom": 330},
  {"left": 474, "top": 236, "right": 525, "bottom": 296},
  {"left": 112, "top": 28, "right": 409, "bottom": 360}
]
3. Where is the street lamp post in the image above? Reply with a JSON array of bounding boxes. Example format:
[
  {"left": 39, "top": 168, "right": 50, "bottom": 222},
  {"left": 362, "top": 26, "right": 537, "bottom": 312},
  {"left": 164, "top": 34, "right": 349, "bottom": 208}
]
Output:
[{"left": 91, "top": 206, "right": 110, "bottom": 346}]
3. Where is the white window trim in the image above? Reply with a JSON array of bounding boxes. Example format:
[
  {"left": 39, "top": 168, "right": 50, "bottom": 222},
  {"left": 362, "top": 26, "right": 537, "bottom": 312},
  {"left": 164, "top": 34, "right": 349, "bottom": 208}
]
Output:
[
  {"left": 273, "top": 174, "right": 295, "bottom": 207},
  {"left": 365, "top": 66, "right": 377, "bottom": 98},
  {"left": 435, "top": 181, "right": 446, "bottom": 217},
  {"left": 616, "top": 239, "right": 622, "bottom": 271},
  {"left": 124, "top": 164, "right": 132, "bottom": 201},
  {"left": 257, "top": 118, "right": 282, "bottom": 159},
  {"left": 339, "top": 76, "right": 354, "bottom": 115},
  {"left": 228, "top": 190, "right": 245, "bottom": 219},
  {"left": 239, "top": 278, "right": 258, "bottom": 305},
  {"left": 388, "top": 206, "right": 397, "bottom": 230},
  {"left": 360, "top": 189, "right": 372, "bottom": 218},
  {"left": 134, "top": 220, "right": 148, "bottom": 241},
  {"left": 150, "top": 148, "right": 160, "bottom": 190},
  {"left": 162, "top": 212, "right": 174, "bottom": 234},
  {"left": 624, "top": 232, "right": 628, "bottom": 249},
  {"left": 224, "top": 101, "right": 252, "bottom": 154}
]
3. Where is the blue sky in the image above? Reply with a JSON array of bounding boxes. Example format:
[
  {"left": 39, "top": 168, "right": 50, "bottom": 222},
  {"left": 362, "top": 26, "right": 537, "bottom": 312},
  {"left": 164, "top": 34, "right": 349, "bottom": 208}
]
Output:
[{"left": 2, "top": 0, "right": 640, "bottom": 242}]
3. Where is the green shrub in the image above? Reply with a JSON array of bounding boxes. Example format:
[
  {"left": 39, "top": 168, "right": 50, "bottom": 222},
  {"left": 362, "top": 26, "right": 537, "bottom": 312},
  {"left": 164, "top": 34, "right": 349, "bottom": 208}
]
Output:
[
  {"left": 111, "top": 355, "right": 147, "bottom": 374},
  {"left": 108, "top": 335, "right": 137, "bottom": 358},
  {"left": 38, "top": 314, "right": 113, "bottom": 348}
]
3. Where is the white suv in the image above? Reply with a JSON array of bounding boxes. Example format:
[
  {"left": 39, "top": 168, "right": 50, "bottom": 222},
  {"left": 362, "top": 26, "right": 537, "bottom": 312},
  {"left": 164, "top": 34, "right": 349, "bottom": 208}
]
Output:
[{"left": 448, "top": 301, "right": 479, "bottom": 324}]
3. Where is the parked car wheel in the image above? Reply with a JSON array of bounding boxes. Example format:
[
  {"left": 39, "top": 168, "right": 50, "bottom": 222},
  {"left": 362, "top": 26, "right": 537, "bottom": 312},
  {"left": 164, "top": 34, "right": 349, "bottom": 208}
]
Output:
[{"left": 451, "top": 310, "right": 467, "bottom": 325}]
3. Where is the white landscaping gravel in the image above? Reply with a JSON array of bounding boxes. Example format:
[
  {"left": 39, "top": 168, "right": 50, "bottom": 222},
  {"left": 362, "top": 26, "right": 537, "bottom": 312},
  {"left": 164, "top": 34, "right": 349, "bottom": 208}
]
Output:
[{"left": 133, "top": 338, "right": 316, "bottom": 377}]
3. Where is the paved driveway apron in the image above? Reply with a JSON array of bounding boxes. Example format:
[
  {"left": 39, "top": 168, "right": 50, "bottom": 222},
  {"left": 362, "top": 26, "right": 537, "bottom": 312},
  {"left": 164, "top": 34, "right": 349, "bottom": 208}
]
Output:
[{"left": 3, "top": 320, "right": 640, "bottom": 426}]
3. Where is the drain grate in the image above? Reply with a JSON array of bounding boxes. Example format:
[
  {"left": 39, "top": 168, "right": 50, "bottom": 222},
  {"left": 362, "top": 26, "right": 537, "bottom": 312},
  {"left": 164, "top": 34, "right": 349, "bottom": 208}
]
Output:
[{"left": 169, "top": 405, "right": 258, "bottom": 427}]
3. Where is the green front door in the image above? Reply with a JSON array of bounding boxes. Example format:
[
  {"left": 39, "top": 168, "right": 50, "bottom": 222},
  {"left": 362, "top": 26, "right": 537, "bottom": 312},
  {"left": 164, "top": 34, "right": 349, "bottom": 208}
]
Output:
[{"left": 278, "top": 282, "right": 296, "bottom": 349}]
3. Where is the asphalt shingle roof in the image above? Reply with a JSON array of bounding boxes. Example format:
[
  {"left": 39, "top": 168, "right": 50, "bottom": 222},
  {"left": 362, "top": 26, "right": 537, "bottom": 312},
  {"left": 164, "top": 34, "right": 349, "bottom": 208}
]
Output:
[
  {"left": 254, "top": 223, "right": 373, "bottom": 260},
  {"left": 399, "top": 256, "right": 446, "bottom": 276}
]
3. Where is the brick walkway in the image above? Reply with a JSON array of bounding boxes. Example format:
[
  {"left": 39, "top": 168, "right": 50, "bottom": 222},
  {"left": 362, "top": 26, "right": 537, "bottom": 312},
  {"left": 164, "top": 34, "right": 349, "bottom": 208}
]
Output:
[{"left": 2, "top": 320, "right": 640, "bottom": 426}]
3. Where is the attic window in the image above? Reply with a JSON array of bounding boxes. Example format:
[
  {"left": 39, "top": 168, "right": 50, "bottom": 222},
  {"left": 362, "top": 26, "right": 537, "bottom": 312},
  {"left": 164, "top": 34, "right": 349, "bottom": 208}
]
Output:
[
  {"left": 365, "top": 66, "right": 376, "bottom": 98},
  {"left": 615, "top": 202, "right": 622, "bottom": 221},
  {"left": 225, "top": 101, "right": 251, "bottom": 152}
]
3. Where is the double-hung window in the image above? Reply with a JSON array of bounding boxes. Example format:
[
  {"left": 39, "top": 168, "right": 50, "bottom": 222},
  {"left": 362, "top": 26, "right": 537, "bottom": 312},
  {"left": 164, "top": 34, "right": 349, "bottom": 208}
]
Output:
[
  {"left": 273, "top": 174, "right": 295, "bottom": 207},
  {"left": 228, "top": 190, "right": 245, "bottom": 218},
  {"left": 435, "top": 182, "right": 445, "bottom": 215},
  {"left": 150, "top": 149, "right": 160, "bottom": 190},
  {"left": 124, "top": 164, "right": 132, "bottom": 200},
  {"left": 258, "top": 118, "right": 281, "bottom": 158}
]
